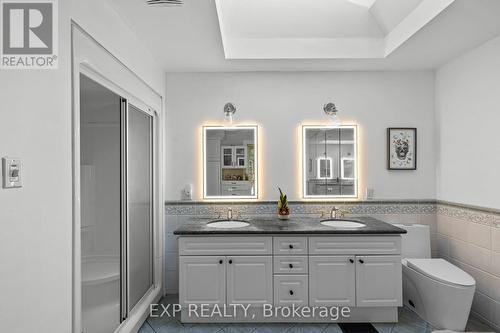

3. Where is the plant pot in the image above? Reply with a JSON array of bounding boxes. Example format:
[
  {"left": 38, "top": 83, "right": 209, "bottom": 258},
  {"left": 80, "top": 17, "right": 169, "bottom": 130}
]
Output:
[{"left": 277, "top": 208, "right": 290, "bottom": 220}]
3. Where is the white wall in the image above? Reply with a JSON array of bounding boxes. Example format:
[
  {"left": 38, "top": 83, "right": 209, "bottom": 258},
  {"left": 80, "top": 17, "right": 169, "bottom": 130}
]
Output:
[
  {"left": 0, "top": 1, "right": 164, "bottom": 332},
  {"left": 436, "top": 35, "right": 500, "bottom": 210},
  {"left": 165, "top": 71, "right": 436, "bottom": 201}
]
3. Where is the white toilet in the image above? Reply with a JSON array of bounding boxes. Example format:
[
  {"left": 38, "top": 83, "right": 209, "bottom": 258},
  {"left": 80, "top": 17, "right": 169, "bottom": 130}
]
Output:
[{"left": 395, "top": 224, "right": 476, "bottom": 332}]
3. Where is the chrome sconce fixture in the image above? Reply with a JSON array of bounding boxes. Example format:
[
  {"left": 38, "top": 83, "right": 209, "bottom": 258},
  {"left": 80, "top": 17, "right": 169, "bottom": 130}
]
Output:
[
  {"left": 223, "top": 102, "right": 236, "bottom": 123},
  {"left": 323, "top": 102, "right": 340, "bottom": 126}
]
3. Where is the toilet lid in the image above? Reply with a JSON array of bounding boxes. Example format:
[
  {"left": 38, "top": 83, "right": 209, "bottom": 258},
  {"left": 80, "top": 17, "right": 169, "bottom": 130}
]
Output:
[{"left": 406, "top": 258, "right": 475, "bottom": 287}]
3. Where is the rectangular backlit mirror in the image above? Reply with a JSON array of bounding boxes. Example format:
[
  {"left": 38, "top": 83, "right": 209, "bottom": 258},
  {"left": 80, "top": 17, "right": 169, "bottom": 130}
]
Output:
[
  {"left": 303, "top": 125, "right": 357, "bottom": 199},
  {"left": 203, "top": 126, "right": 258, "bottom": 199}
]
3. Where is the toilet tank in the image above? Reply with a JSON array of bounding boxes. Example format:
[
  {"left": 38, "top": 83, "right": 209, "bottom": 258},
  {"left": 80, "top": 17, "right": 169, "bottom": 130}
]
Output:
[{"left": 394, "top": 224, "right": 431, "bottom": 259}]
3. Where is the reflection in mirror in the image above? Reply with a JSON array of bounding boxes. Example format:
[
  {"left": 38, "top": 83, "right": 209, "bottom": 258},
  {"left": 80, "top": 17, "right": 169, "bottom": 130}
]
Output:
[
  {"left": 203, "top": 126, "right": 258, "bottom": 199},
  {"left": 303, "top": 125, "right": 357, "bottom": 198},
  {"left": 341, "top": 158, "right": 355, "bottom": 180},
  {"left": 317, "top": 157, "right": 333, "bottom": 179}
]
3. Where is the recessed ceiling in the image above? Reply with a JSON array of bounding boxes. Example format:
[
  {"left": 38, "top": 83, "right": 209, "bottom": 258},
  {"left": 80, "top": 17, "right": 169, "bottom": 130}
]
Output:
[
  {"left": 215, "top": 0, "right": 451, "bottom": 59},
  {"left": 218, "top": 0, "right": 386, "bottom": 39},
  {"left": 107, "top": 0, "right": 500, "bottom": 71}
]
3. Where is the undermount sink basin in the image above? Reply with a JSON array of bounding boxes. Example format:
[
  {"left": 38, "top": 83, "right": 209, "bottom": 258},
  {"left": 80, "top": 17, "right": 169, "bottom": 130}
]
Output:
[
  {"left": 206, "top": 220, "right": 250, "bottom": 229},
  {"left": 320, "top": 219, "right": 366, "bottom": 228}
]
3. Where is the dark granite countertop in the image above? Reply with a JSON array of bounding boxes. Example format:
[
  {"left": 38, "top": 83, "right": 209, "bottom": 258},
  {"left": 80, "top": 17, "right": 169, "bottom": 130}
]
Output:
[{"left": 173, "top": 216, "right": 407, "bottom": 235}]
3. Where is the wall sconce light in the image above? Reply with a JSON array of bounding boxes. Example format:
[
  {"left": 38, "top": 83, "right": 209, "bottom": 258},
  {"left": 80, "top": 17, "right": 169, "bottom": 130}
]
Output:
[
  {"left": 323, "top": 102, "right": 340, "bottom": 126},
  {"left": 223, "top": 102, "right": 236, "bottom": 123}
]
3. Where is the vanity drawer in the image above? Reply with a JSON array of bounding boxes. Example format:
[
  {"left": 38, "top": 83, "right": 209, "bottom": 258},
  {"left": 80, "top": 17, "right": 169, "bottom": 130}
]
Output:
[
  {"left": 222, "top": 189, "right": 250, "bottom": 196},
  {"left": 273, "top": 275, "right": 308, "bottom": 306},
  {"left": 222, "top": 181, "right": 251, "bottom": 189},
  {"left": 274, "top": 256, "right": 308, "bottom": 274},
  {"left": 179, "top": 237, "right": 272, "bottom": 255},
  {"left": 273, "top": 237, "right": 308, "bottom": 255},
  {"left": 221, "top": 182, "right": 252, "bottom": 196},
  {"left": 309, "top": 236, "right": 401, "bottom": 255}
]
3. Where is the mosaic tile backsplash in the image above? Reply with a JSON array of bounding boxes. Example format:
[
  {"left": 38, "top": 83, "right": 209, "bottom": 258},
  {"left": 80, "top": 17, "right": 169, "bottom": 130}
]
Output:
[{"left": 164, "top": 200, "right": 500, "bottom": 331}]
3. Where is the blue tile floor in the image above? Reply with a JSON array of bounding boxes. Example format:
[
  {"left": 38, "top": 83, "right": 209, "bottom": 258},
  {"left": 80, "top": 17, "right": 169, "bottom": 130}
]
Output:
[{"left": 139, "top": 295, "right": 497, "bottom": 333}]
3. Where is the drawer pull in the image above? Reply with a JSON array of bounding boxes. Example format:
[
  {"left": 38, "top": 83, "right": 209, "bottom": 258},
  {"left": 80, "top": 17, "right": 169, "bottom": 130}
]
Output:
[
  {"left": 289, "top": 290, "right": 294, "bottom": 296},
  {"left": 289, "top": 264, "right": 293, "bottom": 269},
  {"left": 349, "top": 259, "right": 354, "bottom": 264},
  {"left": 359, "top": 259, "right": 364, "bottom": 264},
  {"left": 229, "top": 259, "right": 233, "bottom": 264},
  {"left": 219, "top": 259, "right": 223, "bottom": 264},
  {"left": 289, "top": 244, "right": 294, "bottom": 249}
]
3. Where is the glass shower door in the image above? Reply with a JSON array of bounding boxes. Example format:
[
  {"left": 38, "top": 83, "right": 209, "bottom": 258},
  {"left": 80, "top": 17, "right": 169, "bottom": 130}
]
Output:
[
  {"left": 80, "top": 74, "right": 122, "bottom": 333},
  {"left": 127, "top": 104, "right": 154, "bottom": 311},
  {"left": 79, "top": 74, "right": 155, "bottom": 331}
]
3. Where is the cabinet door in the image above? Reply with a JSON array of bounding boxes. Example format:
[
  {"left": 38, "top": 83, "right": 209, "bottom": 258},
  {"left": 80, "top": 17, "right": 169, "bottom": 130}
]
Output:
[
  {"left": 234, "top": 146, "right": 246, "bottom": 167},
  {"left": 355, "top": 255, "right": 402, "bottom": 307},
  {"left": 179, "top": 256, "right": 226, "bottom": 305},
  {"left": 227, "top": 256, "right": 273, "bottom": 305},
  {"left": 221, "top": 147, "right": 234, "bottom": 167},
  {"left": 309, "top": 256, "right": 355, "bottom": 306}
]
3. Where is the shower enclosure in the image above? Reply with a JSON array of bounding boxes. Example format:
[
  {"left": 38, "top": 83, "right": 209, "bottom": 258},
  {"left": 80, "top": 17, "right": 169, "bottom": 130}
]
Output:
[{"left": 79, "top": 74, "right": 154, "bottom": 333}]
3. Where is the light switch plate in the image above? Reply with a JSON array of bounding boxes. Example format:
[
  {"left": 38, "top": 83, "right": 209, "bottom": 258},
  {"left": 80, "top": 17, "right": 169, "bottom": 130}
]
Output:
[
  {"left": 365, "top": 187, "right": 374, "bottom": 200},
  {"left": 2, "top": 157, "right": 22, "bottom": 188}
]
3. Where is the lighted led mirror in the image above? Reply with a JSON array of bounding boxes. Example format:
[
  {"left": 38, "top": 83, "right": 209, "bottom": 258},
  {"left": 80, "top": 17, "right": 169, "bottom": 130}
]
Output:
[
  {"left": 303, "top": 125, "right": 357, "bottom": 199},
  {"left": 203, "top": 126, "right": 258, "bottom": 199}
]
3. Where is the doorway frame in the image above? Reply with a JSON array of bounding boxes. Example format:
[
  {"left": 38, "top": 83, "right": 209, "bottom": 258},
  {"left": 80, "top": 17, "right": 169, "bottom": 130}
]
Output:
[{"left": 71, "top": 23, "right": 163, "bottom": 333}]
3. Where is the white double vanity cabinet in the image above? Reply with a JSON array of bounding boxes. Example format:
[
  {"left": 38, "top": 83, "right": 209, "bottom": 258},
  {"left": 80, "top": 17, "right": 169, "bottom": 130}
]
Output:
[{"left": 175, "top": 218, "right": 405, "bottom": 323}]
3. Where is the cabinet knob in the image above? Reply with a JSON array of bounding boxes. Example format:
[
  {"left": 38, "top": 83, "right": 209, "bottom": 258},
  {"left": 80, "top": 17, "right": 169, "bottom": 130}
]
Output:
[
  {"left": 289, "top": 264, "right": 293, "bottom": 269},
  {"left": 289, "top": 244, "right": 294, "bottom": 249},
  {"left": 359, "top": 259, "right": 364, "bottom": 264},
  {"left": 289, "top": 290, "right": 294, "bottom": 296},
  {"left": 228, "top": 259, "right": 233, "bottom": 264},
  {"left": 219, "top": 259, "right": 223, "bottom": 264},
  {"left": 349, "top": 259, "right": 354, "bottom": 264}
]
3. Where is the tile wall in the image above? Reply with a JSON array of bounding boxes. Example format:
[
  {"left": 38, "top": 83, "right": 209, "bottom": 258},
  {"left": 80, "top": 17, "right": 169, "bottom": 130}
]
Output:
[{"left": 435, "top": 203, "right": 500, "bottom": 331}]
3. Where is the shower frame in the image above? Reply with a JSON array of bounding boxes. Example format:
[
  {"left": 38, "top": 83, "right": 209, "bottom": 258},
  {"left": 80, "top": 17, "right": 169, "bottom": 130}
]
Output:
[{"left": 71, "top": 59, "right": 162, "bottom": 333}]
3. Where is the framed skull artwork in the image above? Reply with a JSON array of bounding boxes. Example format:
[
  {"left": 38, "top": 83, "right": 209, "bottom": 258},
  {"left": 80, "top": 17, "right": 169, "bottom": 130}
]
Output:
[{"left": 387, "top": 128, "right": 417, "bottom": 170}]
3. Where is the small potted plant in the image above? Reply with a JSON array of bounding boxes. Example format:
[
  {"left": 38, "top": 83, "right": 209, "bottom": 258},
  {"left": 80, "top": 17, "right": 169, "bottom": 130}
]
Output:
[{"left": 277, "top": 187, "right": 290, "bottom": 220}]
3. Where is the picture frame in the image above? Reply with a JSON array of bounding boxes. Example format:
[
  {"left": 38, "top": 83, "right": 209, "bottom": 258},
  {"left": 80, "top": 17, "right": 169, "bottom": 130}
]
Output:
[{"left": 387, "top": 127, "right": 417, "bottom": 170}]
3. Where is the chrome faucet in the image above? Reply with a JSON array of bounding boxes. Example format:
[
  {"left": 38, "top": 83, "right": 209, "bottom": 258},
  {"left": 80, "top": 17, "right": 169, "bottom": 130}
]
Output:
[
  {"left": 330, "top": 206, "right": 342, "bottom": 219},
  {"left": 227, "top": 208, "right": 233, "bottom": 220}
]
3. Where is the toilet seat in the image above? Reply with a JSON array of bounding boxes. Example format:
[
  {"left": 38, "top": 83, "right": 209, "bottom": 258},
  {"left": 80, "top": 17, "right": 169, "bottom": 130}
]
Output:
[{"left": 405, "top": 258, "right": 475, "bottom": 287}]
